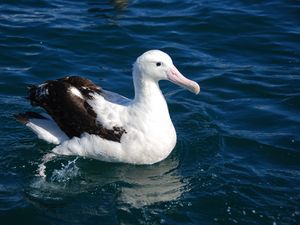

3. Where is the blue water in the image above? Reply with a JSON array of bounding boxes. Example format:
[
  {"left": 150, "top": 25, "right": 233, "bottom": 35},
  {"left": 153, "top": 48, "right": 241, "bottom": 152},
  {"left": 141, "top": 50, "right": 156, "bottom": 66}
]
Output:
[{"left": 0, "top": 0, "right": 299, "bottom": 224}]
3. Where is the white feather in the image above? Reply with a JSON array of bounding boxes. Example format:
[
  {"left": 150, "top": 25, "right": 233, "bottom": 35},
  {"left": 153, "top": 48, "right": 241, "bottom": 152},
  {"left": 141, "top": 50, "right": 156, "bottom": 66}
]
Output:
[
  {"left": 52, "top": 77, "right": 176, "bottom": 164},
  {"left": 23, "top": 50, "right": 199, "bottom": 165},
  {"left": 26, "top": 118, "right": 69, "bottom": 144},
  {"left": 69, "top": 87, "right": 84, "bottom": 99}
]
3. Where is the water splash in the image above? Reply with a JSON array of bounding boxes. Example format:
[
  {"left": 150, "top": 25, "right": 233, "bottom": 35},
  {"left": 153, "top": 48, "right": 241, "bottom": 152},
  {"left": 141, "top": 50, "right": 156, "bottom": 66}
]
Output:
[
  {"left": 50, "top": 157, "right": 80, "bottom": 184},
  {"left": 37, "top": 153, "right": 56, "bottom": 178},
  {"left": 27, "top": 157, "right": 81, "bottom": 206}
]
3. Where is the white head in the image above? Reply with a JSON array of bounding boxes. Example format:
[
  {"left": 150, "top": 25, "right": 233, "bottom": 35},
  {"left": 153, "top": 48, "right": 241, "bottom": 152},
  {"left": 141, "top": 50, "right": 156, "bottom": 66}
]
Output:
[{"left": 133, "top": 50, "right": 200, "bottom": 94}]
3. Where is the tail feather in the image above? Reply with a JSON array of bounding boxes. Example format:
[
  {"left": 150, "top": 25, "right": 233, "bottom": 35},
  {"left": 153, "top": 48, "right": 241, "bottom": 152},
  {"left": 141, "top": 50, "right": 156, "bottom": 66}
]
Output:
[
  {"left": 14, "top": 111, "right": 69, "bottom": 144},
  {"left": 14, "top": 111, "right": 46, "bottom": 124}
]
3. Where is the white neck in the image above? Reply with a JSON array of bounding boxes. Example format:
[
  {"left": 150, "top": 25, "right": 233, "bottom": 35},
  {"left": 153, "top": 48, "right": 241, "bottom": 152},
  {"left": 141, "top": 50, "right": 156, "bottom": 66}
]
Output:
[{"left": 132, "top": 71, "right": 167, "bottom": 113}]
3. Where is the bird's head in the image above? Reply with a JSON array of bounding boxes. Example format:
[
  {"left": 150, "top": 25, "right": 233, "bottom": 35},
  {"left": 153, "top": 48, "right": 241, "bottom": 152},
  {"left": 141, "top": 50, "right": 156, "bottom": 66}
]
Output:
[{"left": 133, "top": 50, "right": 200, "bottom": 94}]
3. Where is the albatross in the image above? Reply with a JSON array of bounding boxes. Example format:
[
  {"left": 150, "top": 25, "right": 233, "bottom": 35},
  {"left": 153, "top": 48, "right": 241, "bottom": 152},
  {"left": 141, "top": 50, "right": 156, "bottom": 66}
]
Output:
[{"left": 15, "top": 50, "right": 200, "bottom": 165}]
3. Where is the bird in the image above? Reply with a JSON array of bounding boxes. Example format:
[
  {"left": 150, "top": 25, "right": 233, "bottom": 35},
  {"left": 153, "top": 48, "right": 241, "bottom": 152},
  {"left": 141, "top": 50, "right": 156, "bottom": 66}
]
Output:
[{"left": 15, "top": 50, "right": 200, "bottom": 165}]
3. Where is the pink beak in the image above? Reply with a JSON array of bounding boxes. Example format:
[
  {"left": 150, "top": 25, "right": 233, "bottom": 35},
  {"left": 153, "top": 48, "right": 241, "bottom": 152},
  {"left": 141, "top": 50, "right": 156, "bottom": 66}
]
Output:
[{"left": 167, "top": 65, "right": 200, "bottom": 94}]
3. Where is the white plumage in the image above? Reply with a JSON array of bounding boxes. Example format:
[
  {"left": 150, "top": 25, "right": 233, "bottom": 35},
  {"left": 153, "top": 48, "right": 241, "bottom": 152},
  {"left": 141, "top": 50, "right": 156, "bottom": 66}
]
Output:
[{"left": 17, "top": 50, "right": 200, "bottom": 165}]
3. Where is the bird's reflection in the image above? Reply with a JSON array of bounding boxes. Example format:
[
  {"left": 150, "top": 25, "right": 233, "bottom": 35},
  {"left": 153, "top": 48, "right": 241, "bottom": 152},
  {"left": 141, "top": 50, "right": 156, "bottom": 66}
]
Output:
[
  {"left": 26, "top": 154, "right": 186, "bottom": 210},
  {"left": 117, "top": 157, "right": 184, "bottom": 208}
]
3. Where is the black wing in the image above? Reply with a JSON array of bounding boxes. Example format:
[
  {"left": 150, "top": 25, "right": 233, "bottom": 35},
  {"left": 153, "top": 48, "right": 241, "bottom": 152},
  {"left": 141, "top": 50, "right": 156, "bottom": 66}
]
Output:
[
  {"left": 57, "top": 76, "right": 102, "bottom": 98},
  {"left": 26, "top": 76, "right": 126, "bottom": 142}
]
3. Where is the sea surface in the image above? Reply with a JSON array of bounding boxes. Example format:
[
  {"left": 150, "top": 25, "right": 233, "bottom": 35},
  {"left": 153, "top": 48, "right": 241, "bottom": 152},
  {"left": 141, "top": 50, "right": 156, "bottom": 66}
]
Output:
[{"left": 0, "top": 0, "right": 299, "bottom": 224}]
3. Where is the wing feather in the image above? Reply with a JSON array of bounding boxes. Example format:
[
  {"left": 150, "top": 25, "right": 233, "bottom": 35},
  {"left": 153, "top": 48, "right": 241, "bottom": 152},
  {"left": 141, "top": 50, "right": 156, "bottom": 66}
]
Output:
[{"left": 27, "top": 76, "right": 126, "bottom": 142}]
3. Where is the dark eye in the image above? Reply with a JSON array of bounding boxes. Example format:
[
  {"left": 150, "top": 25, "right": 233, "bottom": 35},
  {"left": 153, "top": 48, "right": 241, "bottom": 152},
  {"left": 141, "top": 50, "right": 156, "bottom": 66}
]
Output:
[{"left": 156, "top": 62, "right": 162, "bottom": 67}]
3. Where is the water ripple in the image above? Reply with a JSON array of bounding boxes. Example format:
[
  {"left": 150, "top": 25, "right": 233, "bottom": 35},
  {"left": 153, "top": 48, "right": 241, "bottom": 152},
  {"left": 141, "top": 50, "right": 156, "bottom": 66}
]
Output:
[{"left": 0, "top": 0, "right": 299, "bottom": 224}]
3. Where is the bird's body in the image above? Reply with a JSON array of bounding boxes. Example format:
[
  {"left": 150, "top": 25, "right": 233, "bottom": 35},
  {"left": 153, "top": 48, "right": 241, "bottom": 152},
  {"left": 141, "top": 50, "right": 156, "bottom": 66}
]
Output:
[{"left": 15, "top": 50, "right": 200, "bottom": 164}]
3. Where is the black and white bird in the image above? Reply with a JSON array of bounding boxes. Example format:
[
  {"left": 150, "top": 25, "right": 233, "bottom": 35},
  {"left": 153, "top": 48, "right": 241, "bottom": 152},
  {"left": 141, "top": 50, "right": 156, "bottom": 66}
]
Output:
[{"left": 15, "top": 50, "right": 200, "bottom": 164}]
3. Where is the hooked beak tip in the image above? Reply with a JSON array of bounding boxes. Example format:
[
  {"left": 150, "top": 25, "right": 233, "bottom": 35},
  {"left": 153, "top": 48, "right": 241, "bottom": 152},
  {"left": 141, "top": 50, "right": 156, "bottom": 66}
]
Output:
[
  {"left": 168, "top": 66, "right": 200, "bottom": 95},
  {"left": 193, "top": 83, "right": 200, "bottom": 95}
]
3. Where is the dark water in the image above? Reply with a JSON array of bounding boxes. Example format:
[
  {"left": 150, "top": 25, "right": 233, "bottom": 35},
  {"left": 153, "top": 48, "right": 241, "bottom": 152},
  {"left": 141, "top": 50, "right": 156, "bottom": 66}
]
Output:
[{"left": 0, "top": 0, "right": 299, "bottom": 224}]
